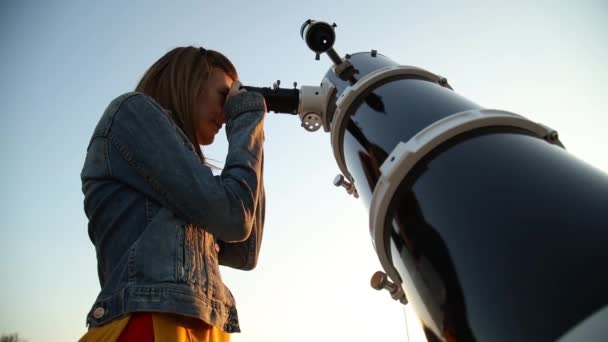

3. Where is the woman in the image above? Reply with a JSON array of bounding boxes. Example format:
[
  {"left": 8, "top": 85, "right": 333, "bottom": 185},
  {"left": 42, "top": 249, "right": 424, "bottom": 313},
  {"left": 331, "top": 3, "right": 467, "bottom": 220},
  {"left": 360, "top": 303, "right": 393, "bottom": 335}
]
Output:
[{"left": 79, "top": 46, "right": 266, "bottom": 341}]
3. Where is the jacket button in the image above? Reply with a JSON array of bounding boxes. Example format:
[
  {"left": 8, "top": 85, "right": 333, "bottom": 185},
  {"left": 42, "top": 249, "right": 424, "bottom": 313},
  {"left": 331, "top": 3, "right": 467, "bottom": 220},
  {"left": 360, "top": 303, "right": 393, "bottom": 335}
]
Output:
[{"left": 93, "top": 307, "right": 105, "bottom": 319}]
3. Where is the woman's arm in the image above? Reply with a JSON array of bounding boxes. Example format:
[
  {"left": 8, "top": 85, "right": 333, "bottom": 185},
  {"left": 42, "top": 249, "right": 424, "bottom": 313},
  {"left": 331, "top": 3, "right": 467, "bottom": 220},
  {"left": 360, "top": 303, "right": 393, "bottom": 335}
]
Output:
[
  {"left": 107, "top": 92, "right": 265, "bottom": 242},
  {"left": 218, "top": 172, "right": 265, "bottom": 270}
]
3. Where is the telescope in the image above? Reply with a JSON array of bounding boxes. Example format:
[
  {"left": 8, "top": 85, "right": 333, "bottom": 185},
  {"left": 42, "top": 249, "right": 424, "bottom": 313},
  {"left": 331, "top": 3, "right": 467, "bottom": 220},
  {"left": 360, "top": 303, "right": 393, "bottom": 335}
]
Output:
[{"left": 243, "top": 19, "right": 608, "bottom": 342}]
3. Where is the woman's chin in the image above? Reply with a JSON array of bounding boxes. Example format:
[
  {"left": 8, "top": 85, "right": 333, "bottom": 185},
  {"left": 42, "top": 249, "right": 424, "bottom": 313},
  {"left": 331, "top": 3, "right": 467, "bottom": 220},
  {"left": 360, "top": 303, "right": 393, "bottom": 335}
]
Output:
[
  {"left": 200, "top": 139, "right": 213, "bottom": 146},
  {"left": 197, "top": 134, "right": 215, "bottom": 146}
]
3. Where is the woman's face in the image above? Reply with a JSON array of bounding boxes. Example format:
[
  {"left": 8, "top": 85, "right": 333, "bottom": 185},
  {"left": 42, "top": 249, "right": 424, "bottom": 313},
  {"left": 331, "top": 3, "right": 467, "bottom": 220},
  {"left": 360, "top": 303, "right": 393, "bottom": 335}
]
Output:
[{"left": 194, "top": 68, "right": 234, "bottom": 145}]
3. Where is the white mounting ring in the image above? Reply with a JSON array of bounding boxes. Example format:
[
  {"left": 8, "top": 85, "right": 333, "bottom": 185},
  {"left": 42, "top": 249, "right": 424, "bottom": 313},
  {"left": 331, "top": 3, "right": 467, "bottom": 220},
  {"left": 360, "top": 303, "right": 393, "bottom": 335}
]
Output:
[
  {"left": 330, "top": 65, "right": 448, "bottom": 185},
  {"left": 368, "top": 108, "right": 563, "bottom": 294}
]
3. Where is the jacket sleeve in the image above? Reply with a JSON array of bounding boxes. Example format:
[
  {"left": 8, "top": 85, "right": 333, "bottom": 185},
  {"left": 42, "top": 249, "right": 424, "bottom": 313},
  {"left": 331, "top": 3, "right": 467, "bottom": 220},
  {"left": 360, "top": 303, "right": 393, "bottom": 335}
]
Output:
[
  {"left": 218, "top": 166, "right": 265, "bottom": 270},
  {"left": 107, "top": 92, "right": 266, "bottom": 242}
]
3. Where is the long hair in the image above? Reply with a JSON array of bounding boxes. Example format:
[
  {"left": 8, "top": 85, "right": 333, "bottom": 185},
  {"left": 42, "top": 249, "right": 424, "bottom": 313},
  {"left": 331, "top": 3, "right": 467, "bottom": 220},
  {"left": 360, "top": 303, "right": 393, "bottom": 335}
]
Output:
[{"left": 135, "top": 46, "right": 238, "bottom": 162}]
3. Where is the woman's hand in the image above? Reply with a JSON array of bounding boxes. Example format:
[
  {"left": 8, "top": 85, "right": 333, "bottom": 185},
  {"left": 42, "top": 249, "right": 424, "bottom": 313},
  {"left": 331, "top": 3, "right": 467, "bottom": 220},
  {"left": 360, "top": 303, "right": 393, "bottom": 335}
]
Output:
[
  {"left": 225, "top": 80, "right": 246, "bottom": 105},
  {"left": 224, "top": 80, "right": 267, "bottom": 114}
]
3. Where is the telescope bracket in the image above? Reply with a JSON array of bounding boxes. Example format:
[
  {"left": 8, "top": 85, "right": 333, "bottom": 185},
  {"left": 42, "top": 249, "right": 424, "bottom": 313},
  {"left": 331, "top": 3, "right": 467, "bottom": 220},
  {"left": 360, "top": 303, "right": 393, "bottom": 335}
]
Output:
[
  {"left": 369, "top": 108, "right": 563, "bottom": 297},
  {"left": 330, "top": 65, "right": 452, "bottom": 196}
]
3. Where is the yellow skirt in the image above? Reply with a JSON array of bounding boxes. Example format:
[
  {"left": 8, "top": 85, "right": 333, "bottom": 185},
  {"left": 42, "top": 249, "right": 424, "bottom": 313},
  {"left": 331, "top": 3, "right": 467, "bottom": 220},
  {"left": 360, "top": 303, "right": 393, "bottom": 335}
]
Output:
[{"left": 79, "top": 313, "right": 231, "bottom": 342}]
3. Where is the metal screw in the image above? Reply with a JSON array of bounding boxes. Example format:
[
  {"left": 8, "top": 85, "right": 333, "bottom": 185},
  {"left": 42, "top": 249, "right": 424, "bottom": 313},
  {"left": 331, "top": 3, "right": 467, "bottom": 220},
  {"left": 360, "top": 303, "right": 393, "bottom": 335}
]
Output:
[
  {"left": 548, "top": 131, "right": 559, "bottom": 142},
  {"left": 333, "top": 174, "right": 358, "bottom": 197},
  {"left": 370, "top": 271, "right": 398, "bottom": 294},
  {"left": 333, "top": 174, "right": 348, "bottom": 188}
]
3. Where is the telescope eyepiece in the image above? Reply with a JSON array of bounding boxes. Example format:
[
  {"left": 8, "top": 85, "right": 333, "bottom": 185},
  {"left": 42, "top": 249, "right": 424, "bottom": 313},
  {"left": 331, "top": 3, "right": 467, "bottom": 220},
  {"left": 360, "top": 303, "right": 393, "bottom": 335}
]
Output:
[{"left": 300, "top": 20, "right": 336, "bottom": 54}]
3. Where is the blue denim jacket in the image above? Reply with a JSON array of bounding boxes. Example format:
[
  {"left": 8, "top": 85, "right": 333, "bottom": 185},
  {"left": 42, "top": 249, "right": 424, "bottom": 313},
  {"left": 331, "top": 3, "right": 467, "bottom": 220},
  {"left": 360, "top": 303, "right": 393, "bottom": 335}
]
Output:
[{"left": 81, "top": 91, "right": 266, "bottom": 332}]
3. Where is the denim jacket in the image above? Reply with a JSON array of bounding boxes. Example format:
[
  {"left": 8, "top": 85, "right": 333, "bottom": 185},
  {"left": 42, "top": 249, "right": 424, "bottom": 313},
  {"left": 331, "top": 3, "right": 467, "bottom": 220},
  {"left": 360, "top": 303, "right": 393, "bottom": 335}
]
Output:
[{"left": 81, "top": 91, "right": 266, "bottom": 332}]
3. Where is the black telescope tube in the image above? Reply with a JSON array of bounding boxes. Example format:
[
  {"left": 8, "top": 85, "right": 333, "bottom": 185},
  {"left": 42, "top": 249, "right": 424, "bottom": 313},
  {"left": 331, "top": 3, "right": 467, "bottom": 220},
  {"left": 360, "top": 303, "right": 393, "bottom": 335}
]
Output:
[
  {"left": 240, "top": 86, "right": 300, "bottom": 115},
  {"left": 325, "top": 51, "right": 608, "bottom": 342}
]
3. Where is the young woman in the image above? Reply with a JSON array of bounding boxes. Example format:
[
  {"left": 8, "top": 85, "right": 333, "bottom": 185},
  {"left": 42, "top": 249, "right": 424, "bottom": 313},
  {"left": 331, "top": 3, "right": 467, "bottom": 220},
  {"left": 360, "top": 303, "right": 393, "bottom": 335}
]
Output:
[{"left": 79, "top": 46, "right": 266, "bottom": 341}]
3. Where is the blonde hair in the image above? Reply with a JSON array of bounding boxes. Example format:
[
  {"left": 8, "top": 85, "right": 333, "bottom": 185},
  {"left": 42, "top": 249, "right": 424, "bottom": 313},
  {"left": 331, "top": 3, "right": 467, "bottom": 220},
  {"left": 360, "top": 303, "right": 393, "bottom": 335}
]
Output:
[{"left": 135, "top": 46, "right": 238, "bottom": 162}]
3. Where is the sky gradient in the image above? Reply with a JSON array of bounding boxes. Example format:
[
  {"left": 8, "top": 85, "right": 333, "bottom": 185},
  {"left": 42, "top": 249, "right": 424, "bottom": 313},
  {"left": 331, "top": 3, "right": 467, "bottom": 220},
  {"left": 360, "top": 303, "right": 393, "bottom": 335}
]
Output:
[{"left": 1, "top": 1, "right": 607, "bottom": 341}]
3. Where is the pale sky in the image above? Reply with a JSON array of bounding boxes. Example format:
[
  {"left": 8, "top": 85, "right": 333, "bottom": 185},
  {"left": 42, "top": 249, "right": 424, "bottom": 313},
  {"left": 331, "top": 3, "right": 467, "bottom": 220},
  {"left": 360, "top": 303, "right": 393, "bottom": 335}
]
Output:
[{"left": 1, "top": 1, "right": 606, "bottom": 341}]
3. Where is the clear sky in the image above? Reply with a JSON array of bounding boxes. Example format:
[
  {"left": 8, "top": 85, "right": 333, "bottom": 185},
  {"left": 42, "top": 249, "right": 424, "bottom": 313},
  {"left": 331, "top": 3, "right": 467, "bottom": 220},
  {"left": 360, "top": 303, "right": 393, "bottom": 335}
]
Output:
[{"left": 1, "top": 1, "right": 606, "bottom": 341}]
